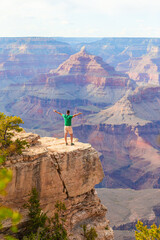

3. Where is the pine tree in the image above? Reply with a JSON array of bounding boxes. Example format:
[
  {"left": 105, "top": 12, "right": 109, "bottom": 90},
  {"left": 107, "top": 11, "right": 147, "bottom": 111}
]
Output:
[
  {"left": 23, "top": 189, "right": 68, "bottom": 240},
  {"left": 23, "top": 188, "right": 47, "bottom": 236}
]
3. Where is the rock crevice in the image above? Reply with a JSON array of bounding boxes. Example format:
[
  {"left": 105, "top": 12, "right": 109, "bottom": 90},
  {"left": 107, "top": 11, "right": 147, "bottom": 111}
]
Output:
[{"left": 51, "top": 154, "right": 69, "bottom": 198}]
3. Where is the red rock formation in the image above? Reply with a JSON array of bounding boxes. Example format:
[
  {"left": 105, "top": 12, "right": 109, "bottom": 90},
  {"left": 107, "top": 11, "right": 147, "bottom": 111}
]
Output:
[
  {"left": 0, "top": 132, "right": 114, "bottom": 240},
  {"left": 116, "top": 49, "right": 160, "bottom": 86},
  {"left": 36, "top": 46, "right": 130, "bottom": 87},
  {"left": 0, "top": 38, "right": 73, "bottom": 87},
  {"left": 3, "top": 47, "right": 133, "bottom": 133},
  {"left": 74, "top": 86, "right": 160, "bottom": 189}
]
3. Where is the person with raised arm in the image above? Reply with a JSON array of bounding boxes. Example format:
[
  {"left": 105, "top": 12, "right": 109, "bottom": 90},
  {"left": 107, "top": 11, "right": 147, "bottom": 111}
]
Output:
[{"left": 53, "top": 109, "right": 82, "bottom": 145}]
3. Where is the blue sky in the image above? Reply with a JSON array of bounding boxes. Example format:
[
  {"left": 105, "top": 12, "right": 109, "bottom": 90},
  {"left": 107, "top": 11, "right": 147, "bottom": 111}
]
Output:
[{"left": 1, "top": 0, "right": 160, "bottom": 37}]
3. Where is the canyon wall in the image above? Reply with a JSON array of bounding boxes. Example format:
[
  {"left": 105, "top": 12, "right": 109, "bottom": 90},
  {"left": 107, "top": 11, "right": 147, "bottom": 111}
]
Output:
[
  {"left": 74, "top": 86, "right": 160, "bottom": 189},
  {"left": 74, "top": 122, "right": 160, "bottom": 189},
  {"left": 0, "top": 39, "right": 159, "bottom": 191},
  {"left": 0, "top": 38, "right": 74, "bottom": 88}
]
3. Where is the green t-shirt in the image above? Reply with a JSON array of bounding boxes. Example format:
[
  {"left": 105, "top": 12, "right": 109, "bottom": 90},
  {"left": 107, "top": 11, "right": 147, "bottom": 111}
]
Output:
[{"left": 62, "top": 114, "right": 73, "bottom": 126}]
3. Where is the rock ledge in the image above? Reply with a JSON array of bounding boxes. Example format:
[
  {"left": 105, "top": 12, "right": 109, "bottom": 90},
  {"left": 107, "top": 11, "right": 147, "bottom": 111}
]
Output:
[{"left": 1, "top": 132, "right": 114, "bottom": 240}]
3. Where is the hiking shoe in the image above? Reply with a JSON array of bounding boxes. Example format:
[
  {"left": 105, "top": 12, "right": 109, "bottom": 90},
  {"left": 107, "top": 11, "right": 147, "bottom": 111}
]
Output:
[
  {"left": 71, "top": 143, "right": 74, "bottom": 146},
  {"left": 66, "top": 143, "right": 68, "bottom": 146}
]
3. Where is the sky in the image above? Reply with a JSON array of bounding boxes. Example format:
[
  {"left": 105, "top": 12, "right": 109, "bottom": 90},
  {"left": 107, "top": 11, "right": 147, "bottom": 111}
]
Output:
[{"left": 1, "top": 0, "right": 160, "bottom": 37}]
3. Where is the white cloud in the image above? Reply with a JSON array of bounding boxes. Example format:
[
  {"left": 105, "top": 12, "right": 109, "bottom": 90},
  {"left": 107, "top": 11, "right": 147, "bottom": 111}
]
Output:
[
  {"left": 61, "top": 20, "right": 70, "bottom": 25},
  {"left": 0, "top": 0, "right": 70, "bottom": 36},
  {"left": 0, "top": 0, "right": 160, "bottom": 37},
  {"left": 69, "top": 0, "right": 160, "bottom": 15}
]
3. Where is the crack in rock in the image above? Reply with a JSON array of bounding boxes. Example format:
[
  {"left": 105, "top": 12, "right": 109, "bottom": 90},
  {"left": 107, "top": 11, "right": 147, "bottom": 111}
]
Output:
[{"left": 51, "top": 154, "right": 69, "bottom": 198}]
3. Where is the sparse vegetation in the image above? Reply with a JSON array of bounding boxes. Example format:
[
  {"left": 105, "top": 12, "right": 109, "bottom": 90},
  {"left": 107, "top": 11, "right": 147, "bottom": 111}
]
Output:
[
  {"left": 0, "top": 112, "right": 29, "bottom": 162},
  {"left": 23, "top": 188, "right": 68, "bottom": 240},
  {"left": 23, "top": 188, "right": 47, "bottom": 237},
  {"left": 82, "top": 224, "right": 97, "bottom": 240},
  {"left": 0, "top": 113, "right": 26, "bottom": 239},
  {"left": 135, "top": 220, "right": 160, "bottom": 240},
  {"left": 105, "top": 226, "right": 109, "bottom": 230}
]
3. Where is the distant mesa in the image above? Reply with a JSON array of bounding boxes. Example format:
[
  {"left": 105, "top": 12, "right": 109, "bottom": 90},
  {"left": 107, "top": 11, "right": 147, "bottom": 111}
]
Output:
[
  {"left": 38, "top": 47, "right": 131, "bottom": 87},
  {"left": 88, "top": 85, "right": 160, "bottom": 126},
  {"left": 116, "top": 47, "right": 160, "bottom": 86}
]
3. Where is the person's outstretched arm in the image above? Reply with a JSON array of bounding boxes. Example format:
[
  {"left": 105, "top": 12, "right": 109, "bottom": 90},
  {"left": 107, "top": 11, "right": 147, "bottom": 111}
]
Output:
[
  {"left": 72, "top": 112, "right": 82, "bottom": 118},
  {"left": 53, "top": 110, "right": 63, "bottom": 116}
]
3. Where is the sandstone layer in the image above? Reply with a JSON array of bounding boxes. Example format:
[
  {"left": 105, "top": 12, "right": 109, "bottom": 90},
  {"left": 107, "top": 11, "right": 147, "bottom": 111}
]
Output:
[
  {"left": 0, "top": 37, "right": 73, "bottom": 88},
  {"left": 1, "top": 37, "right": 160, "bottom": 89},
  {"left": 1, "top": 47, "right": 133, "bottom": 135},
  {"left": 74, "top": 86, "right": 160, "bottom": 189},
  {"left": 0, "top": 131, "right": 114, "bottom": 240},
  {"left": 116, "top": 47, "right": 160, "bottom": 86}
]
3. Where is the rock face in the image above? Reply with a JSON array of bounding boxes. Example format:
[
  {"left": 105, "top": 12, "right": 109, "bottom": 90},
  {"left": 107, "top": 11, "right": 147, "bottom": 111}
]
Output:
[
  {"left": 74, "top": 86, "right": 160, "bottom": 189},
  {"left": 1, "top": 37, "right": 160, "bottom": 88},
  {"left": 116, "top": 46, "right": 160, "bottom": 86},
  {"left": 0, "top": 37, "right": 74, "bottom": 88},
  {"left": 46, "top": 46, "right": 129, "bottom": 87},
  {"left": 75, "top": 38, "right": 160, "bottom": 86},
  {"left": 1, "top": 132, "right": 114, "bottom": 240},
  {"left": 1, "top": 47, "right": 133, "bottom": 134}
]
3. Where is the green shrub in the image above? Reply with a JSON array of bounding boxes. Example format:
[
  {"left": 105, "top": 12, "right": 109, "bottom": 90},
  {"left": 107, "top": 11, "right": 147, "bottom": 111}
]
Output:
[
  {"left": 0, "top": 112, "right": 26, "bottom": 239},
  {"left": 23, "top": 189, "right": 68, "bottom": 240},
  {"left": 105, "top": 226, "right": 109, "bottom": 230},
  {"left": 43, "top": 201, "right": 68, "bottom": 240},
  {"left": 135, "top": 220, "right": 160, "bottom": 240},
  {"left": 0, "top": 112, "right": 29, "bottom": 161},
  {"left": 82, "top": 224, "right": 98, "bottom": 240},
  {"left": 23, "top": 188, "right": 47, "bottom": 236}
]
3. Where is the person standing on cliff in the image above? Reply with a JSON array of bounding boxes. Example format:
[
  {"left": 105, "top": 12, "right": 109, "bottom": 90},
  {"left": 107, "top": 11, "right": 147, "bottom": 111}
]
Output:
[{"left": 53, "top": 109, "right": 82, "bottom": 145}]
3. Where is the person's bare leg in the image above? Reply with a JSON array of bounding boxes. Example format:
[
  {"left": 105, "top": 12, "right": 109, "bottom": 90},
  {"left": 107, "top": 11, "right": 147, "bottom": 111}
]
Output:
[
  {"left": 65, "top": 133, "right": 68, "bottom": 144},
  {"left": 70, "top": 134, "right": 74, "bottom": 145}
]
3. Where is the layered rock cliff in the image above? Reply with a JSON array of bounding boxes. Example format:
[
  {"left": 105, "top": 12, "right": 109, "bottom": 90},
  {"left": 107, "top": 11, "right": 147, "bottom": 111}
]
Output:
[
  {"left": 1, "top": 38, "right": 160, "bottom": 191},
  {"left": 2, "top": 47, "right": 134, "bottom": 134},
  {"left": 1, "top": 131, "right": 114, "bottom": 240},
  {"left": 74, "top": 86, "right": 160, "bottom": 189},
  {"left": 0, "top": 37, "right": 73, "bottom": 88},
  {"left": 116, "top": 47, "right": 160, "bottom": 86}
]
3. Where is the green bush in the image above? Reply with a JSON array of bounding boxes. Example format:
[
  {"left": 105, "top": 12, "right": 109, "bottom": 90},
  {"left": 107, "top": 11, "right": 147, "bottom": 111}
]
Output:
[
  {"left": 82, "top": 224, "right": 98, "bottom": 240},
  {"left": 0, "top": 112, "right": 29, "bottom": 162},
  {"left": 43, "top": 201, "right": 68, "bottom": 240},
  {"left": 23, "top": 189, "right": 68, "bottom": 240},
  {"left": 0, "top": 112, "right": 26, "bottom": 239},
  {"left": 23, "top": 188, "right": 47, "bottom": 236},
  {"left": 135, "top": 220, "right": 160, "bottom": 240}
]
